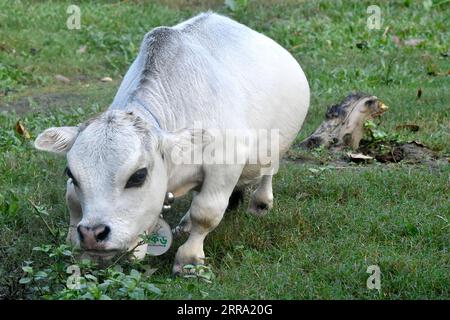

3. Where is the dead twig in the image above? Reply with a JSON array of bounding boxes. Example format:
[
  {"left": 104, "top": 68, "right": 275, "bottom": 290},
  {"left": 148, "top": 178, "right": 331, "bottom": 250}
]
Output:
[{"left": 28, "top": 199, "right": 58, "bottom": 241}]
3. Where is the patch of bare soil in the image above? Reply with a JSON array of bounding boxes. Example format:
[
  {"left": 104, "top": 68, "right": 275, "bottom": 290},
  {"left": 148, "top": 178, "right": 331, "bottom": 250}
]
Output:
[
  {"left": 0, "top": 92, "right": 87, "bottom": 114},
  {"left": 283, "top": 145, "right": 448, "bottom": 169},
  {"left": 358, "top": 140, "right": 440, "bottom": 164}
]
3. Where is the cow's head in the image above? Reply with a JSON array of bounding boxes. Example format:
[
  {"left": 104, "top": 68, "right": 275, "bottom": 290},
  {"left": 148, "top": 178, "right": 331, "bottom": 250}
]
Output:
[{"left": 34, "top": 110, "right": 199, "bottom": 260}]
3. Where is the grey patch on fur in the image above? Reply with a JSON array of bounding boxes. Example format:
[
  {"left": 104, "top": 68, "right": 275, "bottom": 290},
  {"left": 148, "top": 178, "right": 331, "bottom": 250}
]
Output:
[
  {"left": 129, "top": 12, "right": 215, "bottom": 102},
  {"left": 138, "top": 27, "right": 181, "bottom": 84},
  {"left": 77, "top": 111, "right": 156, "bottom": 153}
]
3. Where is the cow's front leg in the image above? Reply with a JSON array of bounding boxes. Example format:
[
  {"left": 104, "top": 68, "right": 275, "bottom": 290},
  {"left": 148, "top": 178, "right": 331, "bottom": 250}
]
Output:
[
  {"left": 172, "top": 194, "right": 227, "bottom": 274},
  {"left": 173, "top": 165, "right": 243, "bottom": 274}
]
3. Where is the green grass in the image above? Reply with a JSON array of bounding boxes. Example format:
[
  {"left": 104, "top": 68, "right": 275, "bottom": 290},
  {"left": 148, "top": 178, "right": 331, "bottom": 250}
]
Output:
[{"left": 0, "top": 0, "right": 449, "bottom": 299}]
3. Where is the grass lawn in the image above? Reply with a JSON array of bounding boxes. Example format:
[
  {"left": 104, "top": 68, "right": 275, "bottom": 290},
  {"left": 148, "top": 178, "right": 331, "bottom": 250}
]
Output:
[{"left": 0, "top": 0, "right": 449, "bottom": 299}]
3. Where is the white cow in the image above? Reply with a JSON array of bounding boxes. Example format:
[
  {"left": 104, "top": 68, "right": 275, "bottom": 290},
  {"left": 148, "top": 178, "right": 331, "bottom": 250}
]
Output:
[{"left": 34, "top": 12, "right": 310, "bottom": 273}]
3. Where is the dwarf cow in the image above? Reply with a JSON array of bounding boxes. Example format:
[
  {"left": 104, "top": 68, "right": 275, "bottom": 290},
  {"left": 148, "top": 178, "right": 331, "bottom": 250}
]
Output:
[{"left": 35, "top": 12, "right": 310, "bottom": 273}]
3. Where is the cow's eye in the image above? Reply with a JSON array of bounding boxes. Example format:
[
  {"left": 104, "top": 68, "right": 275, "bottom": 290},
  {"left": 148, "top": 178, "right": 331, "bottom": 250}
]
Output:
[
  {"left": 65, "top": 167, "right": 79, "bottom": 187},
  {"left": 125, "top": 168, "right": 148, "bottom": 188}
]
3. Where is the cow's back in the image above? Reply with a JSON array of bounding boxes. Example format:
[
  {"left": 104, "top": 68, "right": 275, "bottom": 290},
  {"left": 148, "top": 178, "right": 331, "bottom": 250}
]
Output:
[{"left": 112, "top": 12, "right": 309, "bottom": 154}]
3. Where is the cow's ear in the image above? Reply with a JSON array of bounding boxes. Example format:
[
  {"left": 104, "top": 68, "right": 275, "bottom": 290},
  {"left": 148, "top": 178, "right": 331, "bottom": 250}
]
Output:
[
  {"left": 34, "top": 126, "right": 79, "bottom": 155},
  {"left": 159, "top": 128, "right": 212, "bottom": 164}
]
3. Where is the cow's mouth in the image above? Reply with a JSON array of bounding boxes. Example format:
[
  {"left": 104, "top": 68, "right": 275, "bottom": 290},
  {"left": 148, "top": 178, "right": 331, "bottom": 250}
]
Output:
[{"left": 81, "top": 249, "right": 122, "bottom": 260}]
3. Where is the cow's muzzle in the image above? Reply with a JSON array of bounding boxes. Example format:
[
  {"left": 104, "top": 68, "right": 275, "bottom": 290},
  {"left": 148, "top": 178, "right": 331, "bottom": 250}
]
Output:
[{"left": 77, "top": 224, "right": 111, "bottom": 250}]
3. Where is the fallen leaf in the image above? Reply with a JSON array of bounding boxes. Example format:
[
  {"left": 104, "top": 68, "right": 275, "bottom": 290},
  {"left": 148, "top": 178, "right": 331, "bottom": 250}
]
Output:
[
  {"left": 347, "top": 153, "right": 373, "bottom": 162},
  {"left": 100, "top": 77, "right": 112, "bottom": 82},
  {"left": 15, "top": 120, "right": 31, "bottom": 139},
  {"left": 54, "top": 74, "right": 70, "bottom": 83}
]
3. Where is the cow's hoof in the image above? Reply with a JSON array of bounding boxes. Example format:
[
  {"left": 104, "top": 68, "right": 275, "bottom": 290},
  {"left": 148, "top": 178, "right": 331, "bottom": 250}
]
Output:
[
  {"left": 172, "top": 263, "right": 202, "bottom": 276},
  {"left": 173, "top": 244, "right": 205, "bottom": 275},
  {"left": 248, "top": 199, "right": 273, "bottom": 216}
]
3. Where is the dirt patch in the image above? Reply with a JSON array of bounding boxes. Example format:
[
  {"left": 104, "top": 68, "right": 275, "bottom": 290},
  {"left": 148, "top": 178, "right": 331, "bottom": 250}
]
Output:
[
  {"left": 358, "top": 140, "right": 440, "bottom": 164},
  {"left": 285, "top": 141, "right": 448, "bottom": 168},
  {"left": 283, "top": 153, "right": 448, "bottom": 169},
  {"left": 399, "top": 142, "right": 438, "bottom": 162},
  {"left": 0, "top": 92, "right": 87, "bottom": 114}
]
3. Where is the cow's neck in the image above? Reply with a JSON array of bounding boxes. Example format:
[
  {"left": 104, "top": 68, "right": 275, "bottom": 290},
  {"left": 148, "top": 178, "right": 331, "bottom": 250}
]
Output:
[
  {"left": 122, "top": 88, "right": 187, "bottom": 131},
  {"left": 165, "top": 161, "right": 204, "bottom": 198},
  {"left": 122, "top": 94, "right": 166, "bottom": 129},
  {"left": 130, "top": 95, "right": 162, "bottom": 128},
  {"left": 163, "top": 146, "right": 205, "bottom": 199}
]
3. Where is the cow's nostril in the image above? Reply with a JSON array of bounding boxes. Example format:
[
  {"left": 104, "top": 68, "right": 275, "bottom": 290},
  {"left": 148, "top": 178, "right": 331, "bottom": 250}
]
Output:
[
  {"left": 257, "top": 203, "right": 268, "bottom": 211},
  {"left": 94, "top": 225, "right": 111, "bottom": 242},
  {"left": 77, "top": 225, "right": 86, "bottom": 242}
]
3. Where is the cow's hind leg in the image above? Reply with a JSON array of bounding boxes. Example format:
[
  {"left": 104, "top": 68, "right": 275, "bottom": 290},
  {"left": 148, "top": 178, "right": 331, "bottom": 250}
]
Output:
[
  {"left": 248, "top": 173, "right": 273, "bottom": 216},
  {"left": 173, "top": 165, "right": 243, "bottom": 274},
  {"left": 226, "top": 187, "right": 245, "bottom": 212}
]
